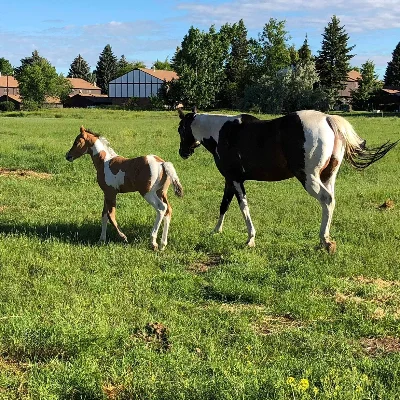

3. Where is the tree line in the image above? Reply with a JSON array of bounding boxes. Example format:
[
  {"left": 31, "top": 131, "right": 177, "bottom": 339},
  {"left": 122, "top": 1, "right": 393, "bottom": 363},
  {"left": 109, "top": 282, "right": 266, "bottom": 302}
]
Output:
[{"left": 1, "top": 15, "right": 400, "bottom": 112}]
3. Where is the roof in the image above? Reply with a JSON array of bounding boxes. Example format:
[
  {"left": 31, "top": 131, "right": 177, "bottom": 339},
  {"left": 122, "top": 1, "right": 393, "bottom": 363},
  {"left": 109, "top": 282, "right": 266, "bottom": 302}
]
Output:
[
  {"left": 382, "top": 88, "right": 400, "bottom": 95},
  {"left": 67, "top": 78, "right": 99, "bottom": 90},
  {"left": 347, "top": 70, "right": 362, "bottom": 82},
  {"left": 0, "top": 76, "right": 19, "bottom": 88},
  {"left": 139, "top": 68, "right": 178, "bottom": 82},
  {"left": 69, "top": 93, "right": 109, "bottom": 98},
  {"left": 0, "top": 94, "right": 21, "bottom": 102}
]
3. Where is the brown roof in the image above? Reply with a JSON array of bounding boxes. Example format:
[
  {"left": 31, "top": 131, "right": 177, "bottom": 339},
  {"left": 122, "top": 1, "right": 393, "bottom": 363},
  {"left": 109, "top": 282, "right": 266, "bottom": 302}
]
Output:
[
  {"left": 382, "top": 88, "right": 400, "bottom": 95},
  {"left": 0, "top": 76, "right": 19, "bottom": 88},
  {"left": 1, "top": 94, "right": 21, "bottom": 102},
  {"left": 67, "top": 78, "right": 99, "bottom": 90},
  {"left": 139, "top": 68, "right": 178, "bottom": 82},
  {"left": 347, "top": 70, "right": 362, "bottom": 82},
  {"left": 69, "top": 93, "right": 108, "bottom": 98}
]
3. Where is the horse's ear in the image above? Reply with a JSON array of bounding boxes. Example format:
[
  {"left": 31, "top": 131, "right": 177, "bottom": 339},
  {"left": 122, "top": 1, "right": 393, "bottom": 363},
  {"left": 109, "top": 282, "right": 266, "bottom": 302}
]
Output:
[
  {"left": 80, "top": 125, "right": 85, "bottom": 134},
  {"left": 178, "top": 107, "right": 185, "bottom": 120},
  {"left": 192, "top": 106, "right": 197, "bottom": 114}
]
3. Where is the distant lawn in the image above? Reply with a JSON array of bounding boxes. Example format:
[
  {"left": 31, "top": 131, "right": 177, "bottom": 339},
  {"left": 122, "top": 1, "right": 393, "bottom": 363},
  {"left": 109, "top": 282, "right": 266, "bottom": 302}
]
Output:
[{"left": 0, "top": 109, "right": 399, "bottom": 399}]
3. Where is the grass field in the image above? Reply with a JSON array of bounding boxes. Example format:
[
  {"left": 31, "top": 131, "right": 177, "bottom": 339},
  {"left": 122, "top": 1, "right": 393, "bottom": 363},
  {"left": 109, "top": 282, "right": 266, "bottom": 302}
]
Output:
[{"left": 0, "top": 108, "right": 399, "bottom": 399}]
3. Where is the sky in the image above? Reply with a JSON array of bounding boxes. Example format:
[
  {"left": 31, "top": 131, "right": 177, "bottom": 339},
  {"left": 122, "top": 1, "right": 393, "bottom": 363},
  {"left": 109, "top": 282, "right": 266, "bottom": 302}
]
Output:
[{"left": 0, "top": 0, "right": 399, "bottom": 80}]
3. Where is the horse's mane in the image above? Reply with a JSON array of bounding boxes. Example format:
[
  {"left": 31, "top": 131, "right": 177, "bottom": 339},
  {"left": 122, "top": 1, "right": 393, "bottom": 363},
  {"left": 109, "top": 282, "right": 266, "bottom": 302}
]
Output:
[{"left": 86, "top": 129, "right": 118, "bottom": 158}]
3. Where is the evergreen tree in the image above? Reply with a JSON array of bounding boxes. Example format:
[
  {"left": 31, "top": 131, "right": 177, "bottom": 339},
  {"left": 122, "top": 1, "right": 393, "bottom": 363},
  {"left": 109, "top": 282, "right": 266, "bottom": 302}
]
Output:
[
  {"left": 316, "top": 15, "right": 355, "bottom": 98},
  {"left": 0, "top": 58, "right": 14, "bottom": 75},
  {"left": 352, "top": 60, "right": 382, "bottom": 110},
  {"left": 96, "top": 44, "right": 118, "bottom": 94},
  {"left": 384, "top": 42, "right": 400, "bottom": 86},
  {"left": 298, "top": 35, "right": 313, "bottom": 65},
  {"left": 67, "top": 54, "right": 91, "bottom": 81},
  {"left": 152, "top": 58, "right": 172, "bottom": 71}
]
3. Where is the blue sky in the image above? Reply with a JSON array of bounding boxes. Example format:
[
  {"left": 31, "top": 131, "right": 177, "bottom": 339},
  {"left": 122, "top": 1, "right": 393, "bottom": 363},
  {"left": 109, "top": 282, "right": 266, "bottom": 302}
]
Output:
[{"left": 0, "top": 0, "right": 399, "bottom": 79}]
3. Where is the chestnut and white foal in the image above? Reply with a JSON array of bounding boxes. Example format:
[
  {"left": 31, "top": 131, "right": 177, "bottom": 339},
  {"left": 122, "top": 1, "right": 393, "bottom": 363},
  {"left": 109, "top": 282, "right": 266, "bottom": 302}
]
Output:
[{"left": 66, "top": 126, "right": 183, "bottom": 250}]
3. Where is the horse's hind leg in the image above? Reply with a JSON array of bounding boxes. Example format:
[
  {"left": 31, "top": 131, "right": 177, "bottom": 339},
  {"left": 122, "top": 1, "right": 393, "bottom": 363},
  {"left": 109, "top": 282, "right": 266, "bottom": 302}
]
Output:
[
  {"left": 157, "top": 189, "right": 172, "bottom": 251},
  {"left": 144, "top": 192, "right": 167, "bottom": 250},
  {"left": 304, "top": 174, "right": 336, "bottom": 253},
  {"left": 214, "top": 180, "right": 235, "bottom": 233},
  {"left": 232, "top": 181, "right": 256, "bottom": 247}
]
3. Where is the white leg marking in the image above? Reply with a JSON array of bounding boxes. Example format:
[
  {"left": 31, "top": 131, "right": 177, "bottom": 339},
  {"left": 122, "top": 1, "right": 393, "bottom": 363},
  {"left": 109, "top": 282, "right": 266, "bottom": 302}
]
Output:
[
  {"left": 214, "top": 214, "right": 225, "bottom": 233},
  {"left": 144, "top": 192, "right": 167, "bottom": 250},
  {"left": 160, "top": 214, "right": 171, "bottom": 251},
  {"left": 239, "top": 197, "right": 256, "bottom": 247}
]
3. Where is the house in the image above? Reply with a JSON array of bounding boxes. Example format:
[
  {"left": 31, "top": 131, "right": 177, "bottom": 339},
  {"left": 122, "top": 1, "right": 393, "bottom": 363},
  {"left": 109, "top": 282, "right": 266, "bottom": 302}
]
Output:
[
  {"left": 373, "top": 87, "right": 400, "bottom": 111},
  {"left": 63, "top": 93, "right": 112, "bottom": 108},
  {"left": 0, "top": 75, "right": 19, "bottom": 97},
  {"left": 108, "top": 68, "right": 178, "bottom": 106},
  {"left": 338, "top": 70, "right": 362, "bottom": 104},
  {"left": 67, "top": 78, "right": 101, "bottom": 96},
  {"left": 0, "top": 94, "right": 22, "bottom": 110}
]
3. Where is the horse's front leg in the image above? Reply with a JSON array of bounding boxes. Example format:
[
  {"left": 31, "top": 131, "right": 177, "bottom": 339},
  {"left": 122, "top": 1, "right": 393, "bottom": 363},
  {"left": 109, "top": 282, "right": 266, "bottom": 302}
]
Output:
[
  {"left": 99, "top": 199, "right": 109, "bottom": 244},
  {"left": 104, "top": 194, "right": 128, "bottom": 243},
  {"left": 214, "top": 180, "right": 235, "bottom": 233},
  {"left": 233, "top": 181, "right": 256, "bottom": 247}
]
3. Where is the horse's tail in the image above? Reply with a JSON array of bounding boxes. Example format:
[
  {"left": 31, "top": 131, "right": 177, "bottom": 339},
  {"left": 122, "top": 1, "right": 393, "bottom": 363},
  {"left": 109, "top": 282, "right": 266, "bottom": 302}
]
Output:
[
  {"left": 326, "top": 114, "right": 398, "bottom": 170},
  {"left": 162, "top": 162, "right": 183, "bottom": 197}
]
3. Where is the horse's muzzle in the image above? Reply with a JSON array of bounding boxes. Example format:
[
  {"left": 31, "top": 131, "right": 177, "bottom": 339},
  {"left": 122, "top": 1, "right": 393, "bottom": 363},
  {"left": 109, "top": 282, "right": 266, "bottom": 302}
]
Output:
[{"left": 65, "top": 153, "right": 74, "bottom": 162}]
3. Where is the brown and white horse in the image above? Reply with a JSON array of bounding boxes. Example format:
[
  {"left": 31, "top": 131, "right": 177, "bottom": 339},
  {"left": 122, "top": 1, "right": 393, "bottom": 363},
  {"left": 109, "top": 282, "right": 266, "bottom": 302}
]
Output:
[
  {"left": 178, "top": 108, "right": 397, "bottom": 253},
  {"left": 66, "top": 126, "right": 183, "bottom": 250}
]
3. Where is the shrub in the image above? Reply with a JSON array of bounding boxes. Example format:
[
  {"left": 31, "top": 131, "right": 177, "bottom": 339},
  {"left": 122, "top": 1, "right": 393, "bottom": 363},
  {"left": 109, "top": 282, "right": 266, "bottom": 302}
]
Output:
[{"left": 0, "top": 101, "right": 15, "bottom": 112}]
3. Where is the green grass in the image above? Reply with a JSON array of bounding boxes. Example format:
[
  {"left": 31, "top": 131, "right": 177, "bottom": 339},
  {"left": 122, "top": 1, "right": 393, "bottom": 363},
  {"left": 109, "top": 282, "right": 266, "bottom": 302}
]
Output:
[{"left": 0, "top": 109, "right": 399, "bottom": 399}]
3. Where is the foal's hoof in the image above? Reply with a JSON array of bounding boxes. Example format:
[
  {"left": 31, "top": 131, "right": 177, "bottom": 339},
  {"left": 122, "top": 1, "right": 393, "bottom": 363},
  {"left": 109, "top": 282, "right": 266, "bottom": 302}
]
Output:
[
  {"left": 246, "top": 237, "right": 256, "bottom": 248},
  {"left": 152, "top": 243, "right": 159, "bottom": 251},
  {"left": 321, "top": 241, "right": 336, "bottom": 254}
]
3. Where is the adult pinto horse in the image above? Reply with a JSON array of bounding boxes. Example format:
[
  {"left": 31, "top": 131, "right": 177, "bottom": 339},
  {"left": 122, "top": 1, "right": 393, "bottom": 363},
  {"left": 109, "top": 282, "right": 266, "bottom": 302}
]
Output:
[
  {"left": 178, "top": 108, "right": 397, "bottom": 253},
  {"left": 66, "top": 126, "right": 183, "bottom": 250}
]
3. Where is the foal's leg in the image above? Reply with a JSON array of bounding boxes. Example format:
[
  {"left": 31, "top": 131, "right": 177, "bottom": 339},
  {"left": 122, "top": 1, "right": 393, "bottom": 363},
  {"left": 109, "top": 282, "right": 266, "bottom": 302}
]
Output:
[
  {"left": 99, "top": 199, "right": 109, "bottom": 243},
  {"left": 232, "top": 181, "right": 256, "bottom": 247},
  {"left": 304, "top": 174, "right": 336, "bottom": 253},
  {"left": 214, "top": 180, "right": 235, "bottom": 233},
  {"left": 157, "top": 190, "right": 172, "bottom": 251},
  {"left": 103, "top": 194, "right": 128, "bottom": 243},
  {"left": 143, "top": 192, "right": 167, "bottom": 250}
]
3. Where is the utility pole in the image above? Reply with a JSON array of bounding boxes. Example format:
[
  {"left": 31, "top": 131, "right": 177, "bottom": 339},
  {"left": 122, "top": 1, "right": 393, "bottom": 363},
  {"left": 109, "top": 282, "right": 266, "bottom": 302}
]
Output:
[{"left": 6, "top": 74, "right": 9, "bottom": 103}]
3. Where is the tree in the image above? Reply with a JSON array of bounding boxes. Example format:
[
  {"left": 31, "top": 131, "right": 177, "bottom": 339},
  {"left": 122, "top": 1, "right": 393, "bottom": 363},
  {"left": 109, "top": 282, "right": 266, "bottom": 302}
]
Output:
[
  {"left": 152, "top": 58, "right": 172, "bottom": 71},
  {"left": 171, "top": 25, "right": 229, "bottom": 108},
  {"left": 384, "top": 42, "right": 400, "bottom": 86},
  {"left": 316, "top": 15, "right": 355, "bottom": 106},
  {"left": 218, "top": 19, "right": 249, "bottom": 108},
  {"left": 14, "top": 50, "right": 44, "bottom": 78},
  {"left": 258, "top": 18, "right": 291, "bottom": 77},
  {"left": 298, "top": 35, "right": 313, "bottom": 65},
  {"left": 96, "top": 44, "right": 118, "bottom": 94},
  {"left": 0, "top": 58, "right": 13, "bottom": 75},
  {"left": 68, "top": 54, "right": 91, "bottom": 81},
  {"left": 116, "top": 56, "right": 146, "bottom": 78},
  {"left": 352, "top": 60, "right": 383, "bottom": 110},
  {"left": 17, "top": 57, "right": 72, "bottom": 107}
]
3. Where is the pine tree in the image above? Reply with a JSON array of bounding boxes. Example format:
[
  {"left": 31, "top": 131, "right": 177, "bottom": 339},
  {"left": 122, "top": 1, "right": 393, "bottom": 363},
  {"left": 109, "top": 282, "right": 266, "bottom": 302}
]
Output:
[
  {"left": 96, "top": 44, "right": 118, "bottom": 94},
  {"left": 316, "top": 15, "right": 355, "bottom": 93},
  {"left": 384, "top": 42, "right": 400, "bottom": 86},
  {"left": 68, "top": 54, "right": 91, "bottom": 81},
  {"left": 298, "top": 35, "right": 313, "bottom": 65}
]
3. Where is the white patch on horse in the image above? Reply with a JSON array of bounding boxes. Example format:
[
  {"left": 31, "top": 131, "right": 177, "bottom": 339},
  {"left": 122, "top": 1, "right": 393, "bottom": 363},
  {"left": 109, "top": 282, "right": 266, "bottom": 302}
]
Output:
[
  {"left": 104, "top": 161, "right": 125, "bottom": 189},
  {"left": 147, "top": 155, "right": 163, "bottom": 192},
  {"left": 91, "top": 136, "right": 117, "bottom": 162},
  {"left": 191, "top": 114, "right": 243, "bottom": 144}
]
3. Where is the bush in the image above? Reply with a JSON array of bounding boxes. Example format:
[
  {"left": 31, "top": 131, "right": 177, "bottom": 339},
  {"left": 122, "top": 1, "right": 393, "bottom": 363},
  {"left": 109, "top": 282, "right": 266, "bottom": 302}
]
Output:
[
  {"left": 22, "top": 100, "right": 40, "bottom": 111},
  {"left": 0, "top": 101, "right": 15, "bottom": 112}
]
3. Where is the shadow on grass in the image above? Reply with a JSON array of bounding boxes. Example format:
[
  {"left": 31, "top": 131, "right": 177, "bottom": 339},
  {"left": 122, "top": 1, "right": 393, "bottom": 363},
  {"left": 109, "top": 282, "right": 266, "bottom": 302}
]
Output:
[{"left": 0, "top": 220, "right": 152, "bottom": 246}]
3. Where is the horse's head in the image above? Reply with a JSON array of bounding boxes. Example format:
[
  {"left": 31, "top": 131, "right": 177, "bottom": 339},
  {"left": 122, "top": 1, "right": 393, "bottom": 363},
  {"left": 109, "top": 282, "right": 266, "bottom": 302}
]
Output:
[
  {"left": 178, "top": 107, "right": 201, "bottom": 159},
  {"left": 65, "top": 126, "right": 92, "bottom": 162}
]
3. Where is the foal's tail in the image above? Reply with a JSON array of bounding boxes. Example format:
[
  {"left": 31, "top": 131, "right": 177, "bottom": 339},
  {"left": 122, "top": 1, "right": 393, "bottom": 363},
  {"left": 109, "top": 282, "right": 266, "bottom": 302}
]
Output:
[
  {"left": 326, "top": 114, "right": 398, "bottom": 170},
  {"left": 162, "top": 162, "right": 183, "bottom": 197}
]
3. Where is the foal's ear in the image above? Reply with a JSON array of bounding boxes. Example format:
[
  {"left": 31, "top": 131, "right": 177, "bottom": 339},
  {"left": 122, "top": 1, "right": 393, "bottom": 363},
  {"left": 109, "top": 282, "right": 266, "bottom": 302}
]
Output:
[
  {"left": 178, "top": 108, "right": 185, "bottom": 120},
  {"left": 80, "top": 125, "right": 85, "bottom": 134}
]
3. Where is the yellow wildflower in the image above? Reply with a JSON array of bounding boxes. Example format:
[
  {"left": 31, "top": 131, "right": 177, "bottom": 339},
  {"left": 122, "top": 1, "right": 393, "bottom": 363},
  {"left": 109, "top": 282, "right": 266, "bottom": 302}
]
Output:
[
  {"left": 286, "top": 376, "right": 296, "bottom": 385},
  {"left": 298, "top": 378, "right": 310, "bottom": 391}
]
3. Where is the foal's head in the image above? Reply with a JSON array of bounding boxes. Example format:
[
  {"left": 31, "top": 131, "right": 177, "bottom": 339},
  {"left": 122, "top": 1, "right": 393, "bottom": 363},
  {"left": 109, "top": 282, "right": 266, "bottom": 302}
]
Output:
[
  {"left": 65, "top": 126, "right": 95, "bottom": 162},
  {"left": 177, "top": 107, "right": 200, "bottom": 159}
]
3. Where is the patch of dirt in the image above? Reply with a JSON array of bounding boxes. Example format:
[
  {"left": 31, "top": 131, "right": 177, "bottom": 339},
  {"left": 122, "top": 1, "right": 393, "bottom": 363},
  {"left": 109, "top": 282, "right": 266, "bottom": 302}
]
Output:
[
  {"left": 102, "top": 384, "right": 125, "bottom": 400},
  {"left": 187, "top": 254, "right": 224, "bottom": 274},
  {"left": 378, "top": 199, "right": 394, "bottom": 210},
  {"left": 0, "top": 168, "right": 51, "bottom": 179},
  {"left": 353, "top": 276, "right": 400, "bottom": 289},
  {"left": 360, "top": 337, "right": 400, "bottom": 357},
  {"left": 0, "top": 355, "right": 28, "bottom": 375},
  {"left": 219, "top": 303, "right": 267, "bottom": 313},
  {"left": 254, "top": 314, "right": 303, "bottom": 335},
  {"left": 133, "top": 322, "right": 171, "bottom": 352}
]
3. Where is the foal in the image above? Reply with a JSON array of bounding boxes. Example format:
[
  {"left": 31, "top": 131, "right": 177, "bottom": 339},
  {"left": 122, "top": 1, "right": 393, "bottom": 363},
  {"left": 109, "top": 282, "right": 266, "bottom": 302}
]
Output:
[{"left": 66, "top": 126, "right": 183, "bottom": 250}]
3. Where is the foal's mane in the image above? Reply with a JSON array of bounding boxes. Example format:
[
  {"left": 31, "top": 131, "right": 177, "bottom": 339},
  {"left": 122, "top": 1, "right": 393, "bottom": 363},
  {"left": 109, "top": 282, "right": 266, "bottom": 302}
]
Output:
[{"left": 85, "top": 129, "right": 118, "bottom": 158}]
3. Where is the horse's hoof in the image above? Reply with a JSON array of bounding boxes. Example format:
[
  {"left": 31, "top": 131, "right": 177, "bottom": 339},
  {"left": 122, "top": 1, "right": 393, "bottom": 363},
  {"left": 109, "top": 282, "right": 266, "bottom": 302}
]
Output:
[
  {"left": 98, "top": 239, "right": 106, "bottom": 245},
  {"left": 246, "top": 238, "right": 256, "bottom": 248},
  {"left": 326, "top": 241, "right": 337, "bottom": 254},
  {"left": 160, "top": 244, "right": 166, "bottom": 251},
  {"left": 152, "top": 243, "right": 159, "bottom": 251}
]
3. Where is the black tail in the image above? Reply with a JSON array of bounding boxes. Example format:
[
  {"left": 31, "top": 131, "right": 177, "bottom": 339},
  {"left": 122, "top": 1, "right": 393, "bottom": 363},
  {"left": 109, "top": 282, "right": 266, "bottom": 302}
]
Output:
[{"left": 349, "top": 140, "right": 399, "bottom": 170}]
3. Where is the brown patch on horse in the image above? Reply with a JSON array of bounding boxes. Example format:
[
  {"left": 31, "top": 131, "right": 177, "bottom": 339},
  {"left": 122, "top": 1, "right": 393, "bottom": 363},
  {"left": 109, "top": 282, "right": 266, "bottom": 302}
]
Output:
[
  {"left": 378, "top": 199, "right": 394, "bottom": 210},
  {"left": 320, "top": 156, "right": 339, "bottom": 182},
  {"left": 152, "top": 155, "right": 165, "bottom": 163}
]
